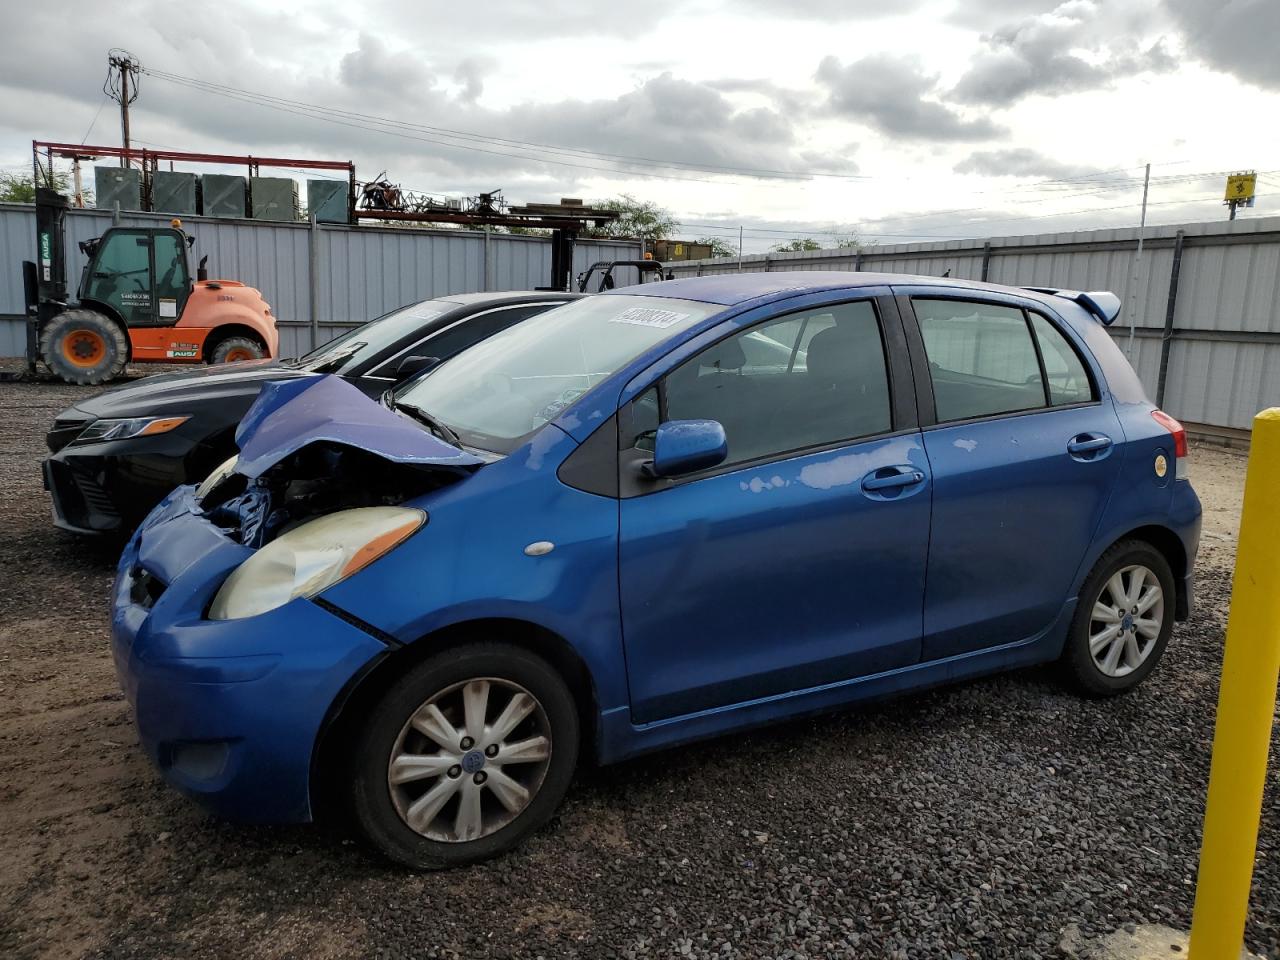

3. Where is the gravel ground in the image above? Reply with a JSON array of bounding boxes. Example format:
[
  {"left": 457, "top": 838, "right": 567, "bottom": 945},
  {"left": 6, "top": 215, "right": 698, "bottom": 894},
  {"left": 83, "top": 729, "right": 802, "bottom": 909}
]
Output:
[{"left": 0, "top": 363, "right": 1275, "bottom": 960}]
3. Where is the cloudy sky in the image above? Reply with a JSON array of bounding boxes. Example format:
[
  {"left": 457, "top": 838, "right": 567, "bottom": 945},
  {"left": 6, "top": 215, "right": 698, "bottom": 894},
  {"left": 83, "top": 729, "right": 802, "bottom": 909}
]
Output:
[{"left": 2, "top": 0, "right": 1277, "bottom": 252}]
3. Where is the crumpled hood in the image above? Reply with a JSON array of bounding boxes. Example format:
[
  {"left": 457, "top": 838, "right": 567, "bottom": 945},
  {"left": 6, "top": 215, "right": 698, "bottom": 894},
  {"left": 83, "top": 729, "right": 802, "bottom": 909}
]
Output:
[{"left": 234, "top": 374, "right": 485, "bottom": 478}]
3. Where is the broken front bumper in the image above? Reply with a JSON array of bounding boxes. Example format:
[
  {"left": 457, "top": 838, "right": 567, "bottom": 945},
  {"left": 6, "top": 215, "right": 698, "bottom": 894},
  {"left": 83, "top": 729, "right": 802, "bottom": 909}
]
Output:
[{"left": 112, "top": 487, "right": 388, "bottom": 823}]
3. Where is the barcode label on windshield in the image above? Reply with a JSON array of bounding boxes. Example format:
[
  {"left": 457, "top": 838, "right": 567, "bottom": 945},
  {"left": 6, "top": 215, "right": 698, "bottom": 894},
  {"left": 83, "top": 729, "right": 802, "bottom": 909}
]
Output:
[{"left": 609, "top": 307, "right": 689, "bottom": 329}]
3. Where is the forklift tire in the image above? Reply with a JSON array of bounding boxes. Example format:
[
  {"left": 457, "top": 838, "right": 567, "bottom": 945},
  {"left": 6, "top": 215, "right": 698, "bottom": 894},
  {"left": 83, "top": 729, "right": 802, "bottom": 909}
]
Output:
[
  {"left": 39, "top": 309, "right": 129, "bottom": 386},
  {"left": 208, "top": 336, "right": 266, "bottom": 365}
]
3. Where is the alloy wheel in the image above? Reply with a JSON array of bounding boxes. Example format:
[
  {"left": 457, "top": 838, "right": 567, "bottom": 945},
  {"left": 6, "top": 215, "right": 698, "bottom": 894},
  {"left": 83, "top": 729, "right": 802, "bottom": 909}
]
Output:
[
  {"left": 1089, "top": 563, "right": 1164, "bottom": 678},
  {"left": 387, "top": 678, "right": 552, "bottom": 843}
]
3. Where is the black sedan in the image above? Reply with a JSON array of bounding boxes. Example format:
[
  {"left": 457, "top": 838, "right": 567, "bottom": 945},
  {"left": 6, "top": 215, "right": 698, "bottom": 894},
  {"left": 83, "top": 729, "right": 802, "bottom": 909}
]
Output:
[{"left": 43, "top": 291, "right": 578, "bottom": 535}]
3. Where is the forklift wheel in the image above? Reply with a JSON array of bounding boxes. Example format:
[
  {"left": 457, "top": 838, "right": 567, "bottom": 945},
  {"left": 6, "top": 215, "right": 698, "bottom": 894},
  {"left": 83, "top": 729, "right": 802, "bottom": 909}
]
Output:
[
  {"left": 39, "top": 309, "right": 129, "bottom": 386},
  {"left": 209, "top": 337, "right": 266, "bottom": 365}
]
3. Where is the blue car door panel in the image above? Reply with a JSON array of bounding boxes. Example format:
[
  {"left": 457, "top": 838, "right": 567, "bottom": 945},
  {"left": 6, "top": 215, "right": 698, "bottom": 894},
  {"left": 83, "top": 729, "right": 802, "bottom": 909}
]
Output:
[
  {"left": 616, "top": 296, "right": 930, "bottom": 724},
  {"left": 620, "top": 434, "right": 932, "bottom": 723},
  {"left": 920, "top": 408, "right": 1122, "bottom": 659}
]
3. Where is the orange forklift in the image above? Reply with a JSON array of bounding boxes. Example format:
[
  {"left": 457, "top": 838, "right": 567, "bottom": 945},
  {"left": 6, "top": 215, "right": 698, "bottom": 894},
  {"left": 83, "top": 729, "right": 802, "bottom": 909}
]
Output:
[{"left": 22, "top": 187, "right": 278, "bottom": 385}]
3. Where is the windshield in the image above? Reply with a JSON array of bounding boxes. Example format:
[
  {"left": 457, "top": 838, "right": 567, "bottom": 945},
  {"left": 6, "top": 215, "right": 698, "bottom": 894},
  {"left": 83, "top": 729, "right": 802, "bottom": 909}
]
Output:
[
  {"left": 395, "top": 294, "right": 720, "bottom": 452},
  {"left": 293, "top": 300, "right": 452, "bottom": 374}
]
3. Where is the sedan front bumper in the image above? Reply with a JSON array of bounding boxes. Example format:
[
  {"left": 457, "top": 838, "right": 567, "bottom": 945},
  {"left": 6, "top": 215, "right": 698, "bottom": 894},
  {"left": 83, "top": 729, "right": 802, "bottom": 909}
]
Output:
[{"left": 113, "top": 487, "right": 389, "bottom": 823}]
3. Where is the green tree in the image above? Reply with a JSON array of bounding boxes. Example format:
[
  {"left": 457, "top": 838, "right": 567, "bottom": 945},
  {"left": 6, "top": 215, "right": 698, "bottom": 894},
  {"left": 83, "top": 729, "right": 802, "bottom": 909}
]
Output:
[
  {"left": 771, "top": 238, "right": 823, "bottom": 253},
  {"left": 587, "top": 194, "right": 677, "bottom": 240},
  {"left": 697, "top": 236, "right": 738, "bottom": 258},
  {"left": 1, "top": 170, "right": 84, "bottom": 204}
]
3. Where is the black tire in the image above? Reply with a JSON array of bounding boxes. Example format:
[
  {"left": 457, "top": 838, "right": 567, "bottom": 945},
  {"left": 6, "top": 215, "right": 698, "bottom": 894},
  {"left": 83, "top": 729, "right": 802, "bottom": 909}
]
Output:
[
  {"left": 208, "top": 336, "right": 266, "bottom": 365},
  {"left": 1061, "top": 539, "right": 1176, "bottom": 697},
  {"left": 349, "top": 643, "right": 579, "bottom": 870},
  {"left": 39, "top": 308, "right": 129, "bottom": 385}
]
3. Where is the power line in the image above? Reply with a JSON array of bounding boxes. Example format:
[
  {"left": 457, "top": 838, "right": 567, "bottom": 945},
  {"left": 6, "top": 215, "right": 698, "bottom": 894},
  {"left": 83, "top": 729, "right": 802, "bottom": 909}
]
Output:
[{"left": 143, "top": 67, "right": 870, "bottom": 184}]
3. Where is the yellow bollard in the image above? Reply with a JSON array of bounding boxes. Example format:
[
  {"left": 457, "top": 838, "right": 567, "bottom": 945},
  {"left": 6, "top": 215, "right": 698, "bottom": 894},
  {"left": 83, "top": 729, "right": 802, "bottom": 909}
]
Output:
[{"left": 1188, "top": 407, "right": 1280, "bottom": 959}]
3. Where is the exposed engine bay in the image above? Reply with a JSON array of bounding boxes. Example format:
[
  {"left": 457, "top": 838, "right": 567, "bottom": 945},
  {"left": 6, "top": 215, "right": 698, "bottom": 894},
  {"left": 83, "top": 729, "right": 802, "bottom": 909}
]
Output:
[{"left": 200, "top": 442, "right": 468, "bottom": 548}]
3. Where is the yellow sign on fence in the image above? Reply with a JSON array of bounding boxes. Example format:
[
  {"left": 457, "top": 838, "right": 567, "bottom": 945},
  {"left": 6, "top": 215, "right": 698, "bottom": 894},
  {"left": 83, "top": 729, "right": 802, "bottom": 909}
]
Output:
[{"left": 1225, "top": 173, "right": 1257, "bottom": 202}]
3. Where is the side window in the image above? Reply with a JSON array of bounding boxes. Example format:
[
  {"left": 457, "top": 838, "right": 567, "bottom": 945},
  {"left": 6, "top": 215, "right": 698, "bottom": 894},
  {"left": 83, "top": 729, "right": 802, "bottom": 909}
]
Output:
[
  {"left": 914, "top": 299, "right": 1045, "bottom": 422},
  {"left": 656, "top": 300, "right": 891, "bottom": 468},
  {"left": 370, "top": 304, "right": 552, "bottom": 378},
  {"left": 1029, "top": 313, "right": 1094, "bottom": 405},
  {"left": 83, "top": 232, "right": 154, "bottom": 326}
]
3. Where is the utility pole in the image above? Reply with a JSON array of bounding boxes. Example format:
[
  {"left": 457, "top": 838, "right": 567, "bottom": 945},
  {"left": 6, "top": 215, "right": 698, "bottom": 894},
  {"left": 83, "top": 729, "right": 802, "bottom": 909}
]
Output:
[
  {"left": 1125, "top": 162, "right": 1151, "bottom": 359},
  {"left": 738, "top": 225, "right": 744, "bottom": 271},
  {"left": 105, "top": 49, "right": 141, "bottom": 167}
]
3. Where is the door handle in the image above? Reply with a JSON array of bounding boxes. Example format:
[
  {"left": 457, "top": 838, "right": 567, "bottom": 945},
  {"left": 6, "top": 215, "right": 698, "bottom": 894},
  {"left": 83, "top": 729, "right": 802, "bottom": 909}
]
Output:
[
  {"left": 1067, "top": 435, "right": 1112, "bottom": 456},
  {"left": 861, "top": 468, "right": 926, "bottom": 492}
]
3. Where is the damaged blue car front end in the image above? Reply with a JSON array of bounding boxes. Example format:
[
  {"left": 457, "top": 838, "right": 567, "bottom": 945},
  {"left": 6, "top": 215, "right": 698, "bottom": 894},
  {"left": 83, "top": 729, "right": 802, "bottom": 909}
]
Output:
[{"left": 110, "top": 376, "right": 486, "bottom": 822}]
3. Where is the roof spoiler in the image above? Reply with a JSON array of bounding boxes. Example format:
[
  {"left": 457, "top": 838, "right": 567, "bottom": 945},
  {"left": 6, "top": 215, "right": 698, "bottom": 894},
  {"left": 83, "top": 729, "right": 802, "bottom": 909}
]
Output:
[{"left": 1022, "top": 287, "right": 1122, "bottom": 326}]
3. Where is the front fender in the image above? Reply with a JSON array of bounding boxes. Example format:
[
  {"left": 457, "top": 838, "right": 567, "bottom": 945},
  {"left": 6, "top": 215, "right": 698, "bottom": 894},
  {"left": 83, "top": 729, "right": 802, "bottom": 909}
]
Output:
[{"left": 318, "top": 426, "right": 629, "bottom": 711}]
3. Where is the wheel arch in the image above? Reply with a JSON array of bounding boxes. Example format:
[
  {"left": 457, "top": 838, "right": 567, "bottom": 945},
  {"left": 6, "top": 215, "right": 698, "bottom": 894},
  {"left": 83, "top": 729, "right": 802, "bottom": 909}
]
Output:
[
  {"left": 202, "top": 322, "right": 269, "bottom": 362},
  {"left": 1097, "top": 523, "right": 1190, "bottom": 620},
  {"left": 309, "top": 617, "right": 601, "bottom": 823}
]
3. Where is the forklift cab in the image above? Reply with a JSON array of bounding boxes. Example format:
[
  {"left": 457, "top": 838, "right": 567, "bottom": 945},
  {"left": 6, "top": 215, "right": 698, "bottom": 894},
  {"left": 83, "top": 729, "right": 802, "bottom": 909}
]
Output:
[
  {"left": 78, "top": 227, "right": 194, "bottom": 328},
  {"left": 577, "top": 259, "right": 671, "bottom": 293}
]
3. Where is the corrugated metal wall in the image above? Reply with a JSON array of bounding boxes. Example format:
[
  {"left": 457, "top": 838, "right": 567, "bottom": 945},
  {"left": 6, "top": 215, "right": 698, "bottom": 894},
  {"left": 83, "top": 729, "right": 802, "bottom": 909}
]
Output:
[
  {"left": 6, "top": 199, "right": 1279, "bottom": 432},
  {"left": 667, "top": 216, "right": 1280, "bottom": 432},
  {"left": 0, "top": 203, "right": 639, "bottom": 359}
]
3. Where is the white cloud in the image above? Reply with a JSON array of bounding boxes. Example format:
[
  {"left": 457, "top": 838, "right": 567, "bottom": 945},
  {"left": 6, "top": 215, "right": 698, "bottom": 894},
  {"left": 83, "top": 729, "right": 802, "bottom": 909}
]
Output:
[{"left": 0, "top": 0, "right": 1276, "bottom": 248}]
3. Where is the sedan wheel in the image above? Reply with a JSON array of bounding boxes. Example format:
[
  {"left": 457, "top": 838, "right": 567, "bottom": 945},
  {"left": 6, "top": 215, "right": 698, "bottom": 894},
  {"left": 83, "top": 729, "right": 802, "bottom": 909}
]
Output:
[
  {"left": 1088, "top": 564, "right": 1164, "bottom": 678},
  {"left": 1063, "top": 540, "right": 1175, "bottom": 696},
  {"left": 388, "top": 678, "right": 553, "bottom": 843},
  {"left": 350, "top": 643, "right": 578, "bottom": 869}
]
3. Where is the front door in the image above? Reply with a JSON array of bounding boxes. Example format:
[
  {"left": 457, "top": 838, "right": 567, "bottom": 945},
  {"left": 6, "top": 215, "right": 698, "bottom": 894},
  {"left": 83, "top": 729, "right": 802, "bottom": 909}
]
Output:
[
  {"left": 81, "top": 230, "right": 158, "bottom": 326},
  {"left": 618, "top": 297, "right": 932, "bottom": 724},
  {"left": 901, "top": 294, "right": 1125, "bottom": 661}
]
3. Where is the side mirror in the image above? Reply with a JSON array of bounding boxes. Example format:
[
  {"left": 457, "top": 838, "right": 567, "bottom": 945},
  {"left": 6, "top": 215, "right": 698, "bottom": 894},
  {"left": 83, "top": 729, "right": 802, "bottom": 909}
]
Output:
[
  {"left": 646, "top": 419, "right": 728, "bottom": 478},
  {"left": 396, "top": 354, "right": 440, "bottom": 377}
]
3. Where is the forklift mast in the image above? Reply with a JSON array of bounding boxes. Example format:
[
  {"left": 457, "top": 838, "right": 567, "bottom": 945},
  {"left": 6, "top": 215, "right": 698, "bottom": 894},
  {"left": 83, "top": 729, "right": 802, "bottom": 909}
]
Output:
[
  {"left": 23, "top": 187, "right": 71, "bottom": 372},
  {"left": 33, "top": 187, "right": 69, "bottom": 301}
]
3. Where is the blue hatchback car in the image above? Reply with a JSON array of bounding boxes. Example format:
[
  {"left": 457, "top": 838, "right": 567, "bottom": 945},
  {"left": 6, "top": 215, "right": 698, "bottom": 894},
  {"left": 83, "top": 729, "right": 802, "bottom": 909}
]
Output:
[{"left": 112, "top": 273, "right": 1200, "bottom": 869}]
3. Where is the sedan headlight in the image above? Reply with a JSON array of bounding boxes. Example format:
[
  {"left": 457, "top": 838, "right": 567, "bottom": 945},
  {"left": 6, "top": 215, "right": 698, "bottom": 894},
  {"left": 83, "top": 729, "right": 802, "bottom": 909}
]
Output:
[
  {"left": 208, "top": 506, "right": 426, "bottom": 620},
  {"left": 75, "top": 415, "right": 190, "bottom": 444},
  {"left": 196, "top": 454, "right": 240, "bottom": 501}
]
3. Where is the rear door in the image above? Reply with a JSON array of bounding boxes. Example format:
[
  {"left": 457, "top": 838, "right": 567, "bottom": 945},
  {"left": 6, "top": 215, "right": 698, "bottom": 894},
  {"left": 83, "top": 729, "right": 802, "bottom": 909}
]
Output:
[{"left": 897, "top": 290, "right": 1124, "bottom": 661}]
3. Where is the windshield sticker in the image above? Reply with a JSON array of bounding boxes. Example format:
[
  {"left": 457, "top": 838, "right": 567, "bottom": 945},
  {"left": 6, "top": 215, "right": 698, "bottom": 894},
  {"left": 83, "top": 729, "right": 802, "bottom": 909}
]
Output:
[{"left": 609, "top": 307, "right": 690, "bottom": 329}]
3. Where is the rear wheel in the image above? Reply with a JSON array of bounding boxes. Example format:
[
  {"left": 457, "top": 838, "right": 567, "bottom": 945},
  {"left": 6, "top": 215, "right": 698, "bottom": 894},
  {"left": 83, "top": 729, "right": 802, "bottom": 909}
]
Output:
[
  {"left": 208, "top": 336, "right": 266, "bottom": 365},
  {"left": 39, "top": 309, "right": 129, "bottom": 385},
  {"left": 349, "top": 643, "right": 579, "bottom": 870},
  {"left": 1061, "top": 540, "right": 1175, "bottom": 696}
]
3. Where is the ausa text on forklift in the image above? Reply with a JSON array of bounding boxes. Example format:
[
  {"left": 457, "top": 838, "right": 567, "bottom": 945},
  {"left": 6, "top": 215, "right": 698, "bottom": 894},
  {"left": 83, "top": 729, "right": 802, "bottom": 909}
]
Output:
[{"left": 22, "top": 187, "right": 278, "bottom": 385}]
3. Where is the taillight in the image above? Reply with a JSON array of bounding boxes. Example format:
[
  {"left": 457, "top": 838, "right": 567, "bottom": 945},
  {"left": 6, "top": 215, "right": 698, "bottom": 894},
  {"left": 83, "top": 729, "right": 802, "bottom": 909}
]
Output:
[{"left": 1151, "top": 409, "right": 1188, "bottom": 478}]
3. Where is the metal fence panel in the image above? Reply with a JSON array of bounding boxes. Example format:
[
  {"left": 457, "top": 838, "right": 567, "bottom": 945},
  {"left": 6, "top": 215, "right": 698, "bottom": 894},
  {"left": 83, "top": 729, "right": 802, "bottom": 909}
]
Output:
[{"left": 0, "top": 205, "right": 36, "bottom": 316}]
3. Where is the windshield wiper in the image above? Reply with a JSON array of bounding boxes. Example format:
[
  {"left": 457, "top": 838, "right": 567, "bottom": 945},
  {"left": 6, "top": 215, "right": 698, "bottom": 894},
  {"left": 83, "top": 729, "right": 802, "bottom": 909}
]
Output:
[{"left": 391, "top": 399, "right": 464, "bottom": 447}]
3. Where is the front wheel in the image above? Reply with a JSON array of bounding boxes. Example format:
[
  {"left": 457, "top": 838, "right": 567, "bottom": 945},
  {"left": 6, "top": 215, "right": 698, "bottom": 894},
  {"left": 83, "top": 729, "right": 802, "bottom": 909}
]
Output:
[
  {"left": 1061, "top": 540, "right": 1175, "bottom": 696},
  {"left": 349, "top": 643, "right": 579, "bottom": 869}
]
